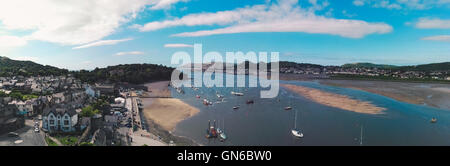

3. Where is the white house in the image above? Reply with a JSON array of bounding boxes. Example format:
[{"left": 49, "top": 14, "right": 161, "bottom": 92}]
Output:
[
  {"left": 42, "top": 108, "right": 78, "bottom": 133},
  {"left": 85, "top": 85, "right": 100, "bottom": 98}
]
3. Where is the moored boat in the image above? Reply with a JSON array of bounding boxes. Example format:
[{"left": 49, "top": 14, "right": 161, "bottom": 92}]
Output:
[
  {"left": 231, "top": 91, "right": 244, "bottom": 96},
  {"left": 431, "top": 117, "right": 437, "bottom": 123}
]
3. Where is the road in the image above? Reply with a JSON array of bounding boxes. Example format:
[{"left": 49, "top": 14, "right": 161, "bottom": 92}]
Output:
[
  {"left": 122, "top": 94, "right": 166, "bottom": 146},
  {"left": 0, "top": 119, "right": 47, "bottom": 146}
]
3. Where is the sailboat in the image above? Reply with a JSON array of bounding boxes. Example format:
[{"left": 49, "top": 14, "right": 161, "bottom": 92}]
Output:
[
  {"left": 291, "top": 110, "right": 304, "bottom": 138},
  {"left": 217, "top": 120, "right": 227, "bottom": 142}
]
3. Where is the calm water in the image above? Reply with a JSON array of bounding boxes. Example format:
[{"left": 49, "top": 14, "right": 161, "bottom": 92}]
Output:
[{"left": 171, "top": 73, "right": 450, "bottom": 146}]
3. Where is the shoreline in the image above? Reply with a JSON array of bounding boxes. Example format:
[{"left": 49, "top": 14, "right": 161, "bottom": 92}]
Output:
[
  {"left": 140, "top": 81, "right": 200, "bottom": 146},
  {"left": 281, "top": 84, "right": 386, "bottom": 114}
]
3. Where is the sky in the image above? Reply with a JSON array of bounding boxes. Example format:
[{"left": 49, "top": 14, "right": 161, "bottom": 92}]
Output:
[{"left": 0, "top": 0, "right": 449, "bottom": 70}]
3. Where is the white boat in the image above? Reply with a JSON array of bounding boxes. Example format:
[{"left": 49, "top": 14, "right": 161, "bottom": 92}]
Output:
[
  {"left": 231, "top": 91, "right": 244, "bottom": 96},
  {"left": 291, "top": 130, "right": 303, "bottom": 138},
  {"left": 292, "top": 110, "right": 304, "bottom": 138},
  {"left": 217, "top": 120, "right": 227, "bottom": 141}
]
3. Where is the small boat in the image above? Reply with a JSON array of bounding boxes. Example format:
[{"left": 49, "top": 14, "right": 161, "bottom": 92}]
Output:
[
  {"left": 218, "top": 129, "right": 227, "bottom": 142},
  {"left": 291, "top": 110, "right": 304, "bottom": 138},
  {"left": 284, "top": 106, "right": 292, "bottom": 110},
  {"left": 246, "top": 100, "right": 254, "bottom": 104},
  {"left": 431, "top": 117, "right": 437, "bottom": 123},
  {"left": 217, "top": 94, "right": 224, "bottom": 98},
  {"left": 291, "top": 130, "right": 303, "bottom": 138},
  {"left": 206, "top": 120, "right": 218, "bottom": 139},
  {"left": 196, "top": 95, "right": 201, "bottom": 98},
  {"left": 217, "top": 120, "right": 227, "bottom": 142},
  {"left": 203, "top": 99, "right": 213, "bottom": 105},
  {"left": 231, "top": 91, "right": 244, "bottom": 96},
  {"left": 233, "top": 106, "right": 240, "bottom": 110}
]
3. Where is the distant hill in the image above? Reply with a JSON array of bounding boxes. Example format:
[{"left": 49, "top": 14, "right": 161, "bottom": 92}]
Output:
[
  {"left": 342, "top": 63, "right": 398, "bottom": 69},
  {"left": 72, "top": 64, "right": 175, "bottom": 84},
  {"left": 341, "top": 62, "right": 450, "bottom": 72},
  {"left": 398, "top": 62, "right": 450, "bottom": 72},
  {"left": 279, "top": 61, "right": 325, "bottom": 68},
  {"left": 0, "top": 56, "right": 68, "bottom": 77}
]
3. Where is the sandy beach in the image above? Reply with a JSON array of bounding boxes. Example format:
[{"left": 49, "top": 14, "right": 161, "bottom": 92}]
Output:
[
  {"left": 281, "top": 84, "right": 386, "bottom": 114},
  {"left": 141, "top": 81, "right": 199, "bottom": 131},
  {"left": 142, "top": 98, "right": 199, "bottom": 131},
  {"left": 319, "top": 80, "right": 450, "bottom": 110},
  {"left": 138, "top": 81, "right": 200, "bottom": 145}
]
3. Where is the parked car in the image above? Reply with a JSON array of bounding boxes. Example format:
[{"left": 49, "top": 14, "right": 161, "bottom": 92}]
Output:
[{"left": 34, "top": 127, "right": 40, "bottom": 133}]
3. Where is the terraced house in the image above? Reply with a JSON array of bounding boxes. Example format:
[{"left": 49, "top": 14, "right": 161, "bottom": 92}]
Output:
[{"left": 42, "top": 108, "right": 78, "bottom": 133}]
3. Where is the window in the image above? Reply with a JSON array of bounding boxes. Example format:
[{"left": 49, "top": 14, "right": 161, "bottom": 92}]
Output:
[
  {"left": 64, "top": 120, "right": 69, "bottom": 125},
  {"left": 50, "top": 120, "right": 54, "bottom": 125}
]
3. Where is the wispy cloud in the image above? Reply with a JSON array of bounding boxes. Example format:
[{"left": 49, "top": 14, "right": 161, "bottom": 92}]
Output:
[
  {"left": 164, "top": 43, "right": 193, "bottom": 48},
  {"left": 150, "top": 0, "right": 190, "bottom": 10},
  {"left": 421, "top": 35, "right": 450, "bottom": 42},
  {"left": 135, "top": 0, "right": 392, "bottom": 38},
  {"left": 352, "top": 0, "right": 450, "bottom": 10},
  {"left": 0, "top": 35, "right": 27, "bottom": 49},
  {"left": 115, "top": 51, "right": 145, "bottom": 56},
  {"left": 72, "top": 38, "right": 133, "bottom": 49},
  {"left": 415, "top": 18, "right": 450, "bottom": 29}
]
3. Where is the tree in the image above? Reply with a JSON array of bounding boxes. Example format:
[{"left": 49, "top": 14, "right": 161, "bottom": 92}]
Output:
[{"left": 80, "top": 106, "right": 100, "bottom": 117}]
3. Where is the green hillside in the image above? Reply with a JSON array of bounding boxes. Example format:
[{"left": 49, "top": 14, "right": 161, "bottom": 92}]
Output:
[{"left": 0, "top": 56, "right": 68, "bottom": 77}]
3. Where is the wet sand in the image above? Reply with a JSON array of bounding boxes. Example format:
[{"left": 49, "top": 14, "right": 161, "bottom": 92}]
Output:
[
  {"left": 142, "top": 81, "right": 171, "bottom": 98},
  {"left": 142, "top": 98, "right": 199, "bottom": 131},
  {"left": 319, "top": 80, "right": 450, "bottom": 110},
  {"left": 281, "top": 84, "right": 386, "bottom": 114}
]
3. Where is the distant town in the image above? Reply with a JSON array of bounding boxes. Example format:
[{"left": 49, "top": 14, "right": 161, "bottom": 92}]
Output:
[{"left": 278, "top": 62, "right": 450, "bottom": 82}]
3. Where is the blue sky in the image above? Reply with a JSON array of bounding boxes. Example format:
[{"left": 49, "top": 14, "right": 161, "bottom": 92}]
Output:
[{"left": 0, "top": 0, "right": 449, "bottom": 70}]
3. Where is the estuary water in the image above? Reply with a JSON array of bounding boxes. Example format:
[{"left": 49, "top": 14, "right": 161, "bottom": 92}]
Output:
[{"left": 171, "top": 73, "right": 450, "bottom": 146}]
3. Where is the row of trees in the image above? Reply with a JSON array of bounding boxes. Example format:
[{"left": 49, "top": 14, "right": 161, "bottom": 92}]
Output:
[{"left": 72, "top": 64, "right": 174, "bottom": 84}]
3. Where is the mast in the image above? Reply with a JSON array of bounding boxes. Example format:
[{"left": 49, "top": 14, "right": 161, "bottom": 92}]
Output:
[
  {"left": 359, "top": 125, "right": 363, "bottom": 146},
  {"left": 294, "top": 110, "right": 297, "bottom": 129}
]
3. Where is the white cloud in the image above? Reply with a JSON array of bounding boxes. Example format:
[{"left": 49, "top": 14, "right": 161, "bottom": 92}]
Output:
[
  {"left": 0, "top": 35, "right": 27, "bottom": 48},
  {"left": 72, "top": 38, "right": 133, "bottom": 49},
  {"left": 415, "top": 18, "right": 450, "bottom": 29},
  {"left": 353, "top": 0, "right": 365, "bottom": 6},
  {"left": 421, "top": 35, "right": 450, "bottom": 42},
  {"left": 115, "top": 51, "right": 145, "bottom": 56},
  {"left": 150, "top": 0, "right": 190, "bottom": 10},
  {"left": 136, "top": 0, "right": 392, "bottom": 38},
  {"left": 164, "top": 43, "right": 194, "bottom": 48},
  {"left": 0, "top": 0, "right": 153, "bottom": 46},
  {"left": 352, "top": 0, "right": 450, "bottom": 10}
]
